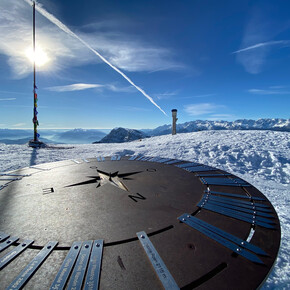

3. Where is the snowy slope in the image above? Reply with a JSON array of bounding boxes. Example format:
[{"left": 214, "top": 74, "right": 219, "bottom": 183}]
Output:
[{"left": 0, "top": 130, "right": 289, "bottom": 288}]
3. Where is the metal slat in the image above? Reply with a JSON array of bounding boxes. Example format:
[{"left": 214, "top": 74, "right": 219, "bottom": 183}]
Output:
[
  {"left": 67, "top": 241, "right": 93, "bottom": 289},
  {"left": 7, "top": 241, "right": 58, "bottom": 289},
  {"left": 129, "top": 155, "right": 139, "bottom": 160},
  {"left": 136, "top": 231, "right": 179, "bottom": 290},
  {"left": 175, "top": 162, "right": 200, "bottom": 168},
  {"left": 186, "top": 166, "right": 216, "bottom": 172},
  {"left": 178, "top": 215, "right": 264, "bottom": 264},
  {"left": 181, "top": 214, "right": 268, "bottom": 256},
  {"left": 198, "top": 200, "right": 275, "bottom": 224},
  {"left": 50, "top": 241, "right": 82, "bottom": 290},
  {"left": 83, "top": 240, "right": 103, "bottom": 290},
  {"left": 0, "top": 232, "right": 9, "bottom": 242},
  {"left": 156, "top": 158, "right": 172, "bottom": 163},
  {"left": 203, "top": 198, "right": 273, "bottom": 218},
  {"left": 0, "top": 173, "right": 30, "bottom": 177},
  {"left": 0, "top": 240, "right": 34, "bottom": 270},
  {"left": 0, "top": 237, "right": 19, "bottom": 252},
  {"left": 128, "top": 155, "right": 136, "bottom": 160},
  {"left": 204, "top": 194, "right": 270, "bottom": 209},
  {"left": 141, "top": 156, "right": 153, "bottom": 161},
  {"left": 165, "top": 160, "right": 181, "bottom": 165},
  {"left": 150, "top": 157, "right": 163, "bottom": 162},
  {"left": 111, "top": 156, "right": 121, "bottom": 161},
  {"left": 198, "top": 203, "right": 275, "bottom": 229},
  {"left": 201, "top": 177, "right": 250, "bottom": 186},
  {"left": 0, "top": 178, "right": 21, "bottom": 181},
  {"left": 207, "top": 190, "right": 265, "bottom": 201},
  {"left": 197, "top": 174, "right": 232, "bottom": 177},
  {"left": 145, "top": 157, "right": 156, "bottom": 161}
]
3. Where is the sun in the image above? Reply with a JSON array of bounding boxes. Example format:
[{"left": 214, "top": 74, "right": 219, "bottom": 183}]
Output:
[{"left": 25, "top": 46, "right": 49, "bottom": 67}]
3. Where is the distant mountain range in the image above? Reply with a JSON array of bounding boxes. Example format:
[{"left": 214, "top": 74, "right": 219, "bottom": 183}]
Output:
[
  {"left": 53, "top": 129, "right": 106, "bottom": 144},
  {"left": 146, "top": 118, "right": 290, "bottom": 136},
  {"left": 1, "top": 119, "right": 289, "bottom": 144},
  {"left": 0, "top": 128, "right": 106, "bottom": 145},
  {"left": 94, "top": 127, "right": 146, "bottom": 143}
]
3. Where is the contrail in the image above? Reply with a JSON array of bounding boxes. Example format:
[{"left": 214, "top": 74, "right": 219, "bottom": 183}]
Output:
[
  {"left": 232, "top": 40, "right": 290, "bottom": 54},
  {"left": 24, "top": 0, "right": 167, "bottom": 116}
]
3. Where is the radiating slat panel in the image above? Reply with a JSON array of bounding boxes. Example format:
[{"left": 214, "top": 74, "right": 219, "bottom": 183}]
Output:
[
  {"left": 67, "top": 241, "right": 93, "bottom": 290},
  {"left": 0, "top": 240, "right": 34, "bottom": 270},
  {"left": 83, "top": 240, "right": 103, "bottom": 290},
  {"left": 50, "top": 241, "right": 82, "bottom": 290},
  {"left": 6, "top": 241, "right": 58, "bottom": 289},
  {"left": 178, "top": 215, "right": 263, "bottom": 264}
]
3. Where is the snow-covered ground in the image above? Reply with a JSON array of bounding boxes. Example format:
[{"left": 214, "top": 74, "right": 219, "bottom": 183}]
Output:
[{"left": 0, "top": 130, "right": 289, "bottom": 289}]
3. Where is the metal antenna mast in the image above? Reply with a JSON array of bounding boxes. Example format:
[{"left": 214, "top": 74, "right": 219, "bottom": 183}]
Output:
[
  {"left": 33, "top": 1, "right": 37, "bottom": 142},
  {"left": 29, "top": 1, "right": 44, "bottom": 148}
]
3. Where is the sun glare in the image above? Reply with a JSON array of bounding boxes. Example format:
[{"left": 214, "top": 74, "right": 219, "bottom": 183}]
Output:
[{"left": 25, "top": 46, "right": 49, "bottom": 67}]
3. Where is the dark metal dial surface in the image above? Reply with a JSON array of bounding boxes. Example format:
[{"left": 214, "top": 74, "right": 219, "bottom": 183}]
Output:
[{"left": 0, "top": 156, "right": 281, "bottom": 289}]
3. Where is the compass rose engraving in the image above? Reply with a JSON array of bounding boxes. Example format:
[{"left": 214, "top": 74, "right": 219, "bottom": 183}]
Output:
[{"left": 66, "top": 168, "right": 142, "bottom": 192}]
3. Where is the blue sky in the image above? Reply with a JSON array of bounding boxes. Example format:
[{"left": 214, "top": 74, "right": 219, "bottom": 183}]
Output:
[{"left": 0, "top": 0, "right": 289, "bottom": 129}]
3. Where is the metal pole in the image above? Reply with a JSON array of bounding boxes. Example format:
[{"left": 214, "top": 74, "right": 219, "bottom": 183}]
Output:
[
  {"left": 33, "top": 1, "right": 38, "bottom": 142},
  {"left": 172, "top": 109, "right": 177, "bottom": 135}
]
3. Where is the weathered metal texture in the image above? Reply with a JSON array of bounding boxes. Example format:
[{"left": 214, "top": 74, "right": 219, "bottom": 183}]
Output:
[{"left": 0, "top": 156, "right": 281, "bottom": 289}]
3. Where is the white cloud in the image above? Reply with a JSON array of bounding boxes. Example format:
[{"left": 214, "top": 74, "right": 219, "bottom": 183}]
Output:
[
  {"left": 0, "top": 98, "right": 16, "bottom": 101},
  {"left": 47, "top": 83, "right": 104, "bottom": 92},
  {"left": 46, "top": 83, "right": 135, "bottom": 93},
  {"left": 12, "top": 123, "right": 26, "bottom": 127},
  {"left": 184, "top": 103, "right": 225, "bottom": 116},
  {"left": 0, "top": 0, "right": 182, "bottom": 79},
  {"left": 248, "top": 89, "right": 290, "bottom": 95}
]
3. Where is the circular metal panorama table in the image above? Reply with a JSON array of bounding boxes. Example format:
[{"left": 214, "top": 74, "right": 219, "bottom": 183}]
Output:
[{"left": 0, "top": 155, "right": 280, "bottom": 289}]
